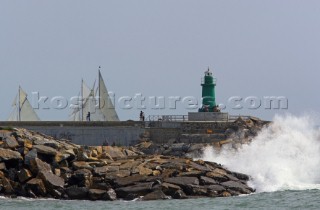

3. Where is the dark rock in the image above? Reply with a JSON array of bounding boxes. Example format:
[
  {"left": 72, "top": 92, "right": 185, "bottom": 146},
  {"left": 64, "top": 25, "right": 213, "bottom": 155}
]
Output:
[
  {"left": 88, "top": 189, "right": 107, "bottom": 200},
  {"left": 39, "top": 171, "right": 64, "bottom": 193},
  {"left": 199, "top": 176, "right": 218, "bottom": 185},
  {"left": 70, "top": 169, "right": 92, "bottom": 188},
  {"left": 24, "top": 149, "right": 38, "bottom": 166},
  {"left": 142, "top": 189, "right": 169, "bottom": 201},
  {"left": 26, "top": 189, "right": 37, "bottom": 198},
  {"left": 206, "top": 184, "right": 226, "bottom": 193},
  {"left": 91, "top": 182, "right": 109, "bottom": 190},
  {"left": 30, "top": 158, "right": 52, "bottom": 174},
  {"left": 7, "top": 168, "right": 18, "bottom": 181},
  {"left": 178, "top": 171, "right": 204, "bottom": 177},
  {"left": 115, "top": 182, "right": 153, "bottom": 198},
  {"left": 231, "top": 172, "right": 250, "bottom": 181},
  {"left": 0, "top": 176, "right": 14, "bottom": 194},
  {"left": 221, "top": 181, "right": 252, "bottom": 194},
  {"left": 225, "top": 173, "right": 239, "bottom": 181},
  {"left": 17, "top": 168, "right": 32, "bottom": 183},
  {"left": 172, "top": 189, "right": 187, "bottom": 199},
  {"left": 206, "top": 185, "right": 226, "bottom": 197},
  {"left": 26, "top": 178, "right": 47, "bottom": 196},
  {"left": 66, "top": 186, "right": 89, "bottom": 199},
  {"left": 189, "top": 162, "right": 211, "bottom": 172},
  {"left": 161, "top": 182, "right": 181, "bottom": 196},
  {"left": 185, "top": 184, "right": 207, "bottom": 196},
  {"left": 87, "top": 188, "right": 117, "bottom": 201},
  {"left": 164, "top": 177, "right": 199, "bottom": 187},
  {"left": 123, "top": 193, "right": 139, "bottom": 201}
]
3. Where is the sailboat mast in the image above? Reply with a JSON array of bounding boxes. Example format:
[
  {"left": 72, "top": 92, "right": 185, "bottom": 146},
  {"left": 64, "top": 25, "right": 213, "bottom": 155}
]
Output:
[
  {"left": 98, "top": 66, "right": 101, "bottom": 110},
  {"left": 18, "top": 86, "right": 21, "bottom": 121},
  {"left": 81, "top": 79, "right": 83, "bottom": 121}
]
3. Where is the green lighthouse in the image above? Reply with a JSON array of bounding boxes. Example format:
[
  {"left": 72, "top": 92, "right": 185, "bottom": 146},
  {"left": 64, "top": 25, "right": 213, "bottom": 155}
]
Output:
[{"left": 200, "top": 68, "right": 218, "bottom": 112}]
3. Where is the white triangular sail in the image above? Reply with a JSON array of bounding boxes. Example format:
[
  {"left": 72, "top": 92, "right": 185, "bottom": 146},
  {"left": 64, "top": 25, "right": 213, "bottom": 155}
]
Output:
[
  {"left": 82, "top": 80, "right": 105, "bottom": 121},
  {"left": 70, "top": 69, "right": 119, "bottom": 121},
  {"left": 8, "top": 87, "right": 40, "bottom": 121},
  {"left": 98, "top": 70, "right": 119, "bottom": 121}
]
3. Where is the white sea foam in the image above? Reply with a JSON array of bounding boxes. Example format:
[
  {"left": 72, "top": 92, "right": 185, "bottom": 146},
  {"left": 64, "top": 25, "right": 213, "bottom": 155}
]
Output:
[{"left": 201, "top": 114, "right": 320, "bottom": 192}]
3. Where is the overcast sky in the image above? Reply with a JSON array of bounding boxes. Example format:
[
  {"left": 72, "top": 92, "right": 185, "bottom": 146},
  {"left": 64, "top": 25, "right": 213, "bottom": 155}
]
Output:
[{"left": 1, "top": 0, "right": 319, "bottom": 121}]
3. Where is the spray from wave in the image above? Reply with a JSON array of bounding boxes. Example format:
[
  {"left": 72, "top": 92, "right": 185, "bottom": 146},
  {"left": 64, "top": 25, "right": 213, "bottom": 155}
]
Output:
[{"left": 201, "top": 114, "right": 320, "bottom": 192}]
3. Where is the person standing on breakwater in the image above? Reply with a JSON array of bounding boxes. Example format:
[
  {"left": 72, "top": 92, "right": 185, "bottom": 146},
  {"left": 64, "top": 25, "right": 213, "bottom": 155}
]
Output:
[
  {"left": 140, "top": 111, "right": 145, "bottom": 121},
  {"left": 86, "top": 112, "right": 91, "bottom": 121}
]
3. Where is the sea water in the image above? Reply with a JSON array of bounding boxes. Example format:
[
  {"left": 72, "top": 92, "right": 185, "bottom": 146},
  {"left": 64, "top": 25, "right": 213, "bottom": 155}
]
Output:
[{"left": 1, "top": 114, "right": 320, "bottom": 209}]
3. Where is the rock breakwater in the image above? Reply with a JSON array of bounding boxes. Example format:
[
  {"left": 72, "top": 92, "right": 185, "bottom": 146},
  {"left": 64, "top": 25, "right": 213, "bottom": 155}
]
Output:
[{"left": 0, "top": 127, "right": 254, "bottom": 201}]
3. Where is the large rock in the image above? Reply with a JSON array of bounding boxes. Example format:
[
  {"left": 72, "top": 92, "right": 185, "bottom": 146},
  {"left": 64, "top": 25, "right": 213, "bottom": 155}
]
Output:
[
  {"left": 88, "top": 188, "right": 117, "bottom": 201},
  {"left": 0, "top": 176, "right": 14, "bottom": 194},
  {"left": 66, "top": 186, "right": 89, "bottom": 199},
  {"left": 0, "top": 148, "right": 22, "bottom": 161},
  {"left": 188, "top": 162, "right": 211, "bottom": 172},
  {"left": 231, "top": 172, "right": 250, "bottom": 181},
  {"left": 142, "top": 189, "right": 169, "bottom": 201},
  {"left": 102, "top": 146, "right": 125, "bottom": 159},
  {"left": 4, "top": 136, "right": 19, "bottom": 149},
  {"left": 30, "top": 158, "right": 52, "bottom": 174},
  {"left": 164, "top": 177, "right": 199, "bottom": 187},
  {"left": 17, "top": 168, "right": 32, "bottom": 183},
  {"left": 172, "top": 189, "right": 187, "bottom": 199},
  {"left": 26, "top": 178, "right": 47, "bottom": 196},
  {"left": 115, "top": 174, "right": 147, "bottom": 187},
  {"left": 39, "top": 171, "right": 64, "bottom": 192},
  {"left": 221, "top": 181, "right": 253, "bottom": 194},
  {"left": 88, "top": 189, "right": 107, "bottom": 200},
  {"left": 33, "top": 145, "right": 57, "bottom": 156},
  {"left": 207, "top": 184, "right": 226, "bottom": 193},
  {"left": 70, "top": 169, "right": 92, "bottom": 188},
  {"left": 161, "top": 182, "right": 182, "bottom": 196},
  {"left": 115, "top": 182, "right": 153, "bottom": 198},
  {"left": 24, "top": 149, "right": 38, "bottom": 166},
  {"left": 185, "top": 184, "right": 208, "bottom": 196},
  {"left": 199, "top": 176, "right": 218, "bottom": 185},
  {"left": 205, "top": 168, "right": 229, "bottom": 182}
]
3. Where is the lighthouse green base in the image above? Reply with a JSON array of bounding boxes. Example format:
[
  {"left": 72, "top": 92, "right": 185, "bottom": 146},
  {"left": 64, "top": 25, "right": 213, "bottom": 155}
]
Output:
[{"left": 199, "top": 68, "right": 218, "bottom": 112}]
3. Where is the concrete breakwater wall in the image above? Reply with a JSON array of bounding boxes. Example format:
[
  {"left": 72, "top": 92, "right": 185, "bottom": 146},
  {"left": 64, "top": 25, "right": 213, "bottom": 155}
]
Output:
[
  {"left": 0, "top": 121, "right": 145, "bottom": 146},
  {"left": 0, "top": 120, "right": 251, "bottom": 146}
]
